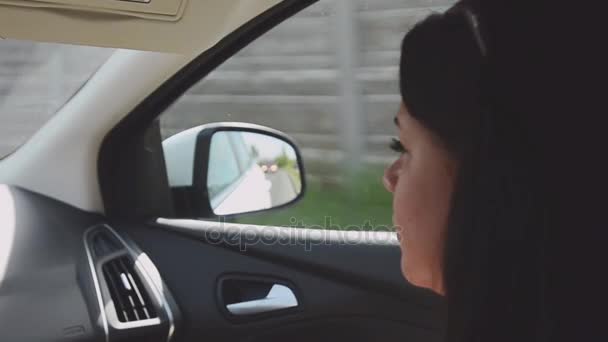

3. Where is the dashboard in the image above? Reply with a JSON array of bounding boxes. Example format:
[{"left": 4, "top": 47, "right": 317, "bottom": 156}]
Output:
[
  {"left": 0, "top": 185, "right": 179, "bottom": 342},
  {"left": 0, "top": 183, "right": 445, "bottom": 342}
]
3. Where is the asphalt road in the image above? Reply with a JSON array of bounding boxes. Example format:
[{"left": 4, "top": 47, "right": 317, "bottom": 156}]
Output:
[{"left": 266, "top": 169, "right": 298, "bottom": 206}]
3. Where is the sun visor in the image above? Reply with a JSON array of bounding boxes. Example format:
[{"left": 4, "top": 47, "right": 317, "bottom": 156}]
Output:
[
  {"left": 0, "top": 0, "right": 187, "bottom": 20},
  {"left": 0, "top": 0, "right": 282, "bottom": 54}
]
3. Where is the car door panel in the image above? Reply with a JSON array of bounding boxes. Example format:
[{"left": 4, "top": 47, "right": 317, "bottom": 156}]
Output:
[
  {"left": 119, "top": 220, "right": 446, "bottom": 342},
  {"left": 154, "top": 218, "right": 441, "bottom": 303}
]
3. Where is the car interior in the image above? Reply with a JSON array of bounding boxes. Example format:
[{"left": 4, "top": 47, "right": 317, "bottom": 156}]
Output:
[
  {"left": 3, "top": 0, "right": 606, "bottom": 340},
  {"left": 10, "top": 0, "right": 608, "bottom": 339},
  {"left": 12, "top": 0, "right": 608, "bottom": 340},
  {"left": 0, "top": 0, "right": 449, "bottom": 341}
]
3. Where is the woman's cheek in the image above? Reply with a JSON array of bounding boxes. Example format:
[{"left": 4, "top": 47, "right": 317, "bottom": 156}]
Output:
[
  {"left": 392, "top": 163, "right": 416, "bottom": 247},
  {"left": 391, "top": 156, "right": 412, "bottom": 229},
  {"left": 393, "top": 181, "right": 421, "bottom": 282},
  {"left": 391, "top": 158, "right": 437, "bottom": 284}
]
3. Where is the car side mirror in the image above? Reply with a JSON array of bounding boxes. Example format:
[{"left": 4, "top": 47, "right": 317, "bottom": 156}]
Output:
[{"left": 162, "top": 123, "right": 306, "bottom": 218}]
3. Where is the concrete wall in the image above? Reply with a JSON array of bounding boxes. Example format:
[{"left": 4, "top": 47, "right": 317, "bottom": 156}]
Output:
[{"left": 161, "top": 0, "right": 453, "bottom": 178}]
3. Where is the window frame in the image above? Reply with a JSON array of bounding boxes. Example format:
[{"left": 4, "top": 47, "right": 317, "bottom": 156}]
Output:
[{"left": 98, "top": 0, "right": 318, "bottom": 219}]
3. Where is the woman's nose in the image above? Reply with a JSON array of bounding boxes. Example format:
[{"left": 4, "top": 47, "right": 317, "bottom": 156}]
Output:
[{"left": 383, "top": 160, "right": 398, "bottom": 193}]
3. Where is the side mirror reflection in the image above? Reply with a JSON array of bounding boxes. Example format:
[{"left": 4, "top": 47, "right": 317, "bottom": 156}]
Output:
[
  {"left": 162, "top": 123, "right": 305, "bottom": 218},
  {"left": 208, "top": 131, "right": 302, "bottom": 216}
]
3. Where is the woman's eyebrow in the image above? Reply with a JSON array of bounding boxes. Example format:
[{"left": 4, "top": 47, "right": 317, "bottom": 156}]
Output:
[{"left": 394, "top": 116, "right": 400, "bottom": 127}]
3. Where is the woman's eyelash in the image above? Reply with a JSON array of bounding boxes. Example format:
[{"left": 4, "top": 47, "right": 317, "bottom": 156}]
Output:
[{"left": 390, "top": 138, "right": 406, "bottom": 153}]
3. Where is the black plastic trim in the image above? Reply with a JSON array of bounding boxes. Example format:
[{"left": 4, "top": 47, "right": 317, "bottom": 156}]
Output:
[{"left": 152, "top": 219, "right": 444, "bottom": 309}]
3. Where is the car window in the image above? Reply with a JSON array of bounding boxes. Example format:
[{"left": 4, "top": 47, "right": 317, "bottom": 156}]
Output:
[
  {"left": 0, "top": 40, "right": 114, "bottom": 159},
  {"left": 161, "top": 0, "right": 456, "bottom": 230},
  {"left": 207, "top": 133, "right": 241, "bottom": 199}
]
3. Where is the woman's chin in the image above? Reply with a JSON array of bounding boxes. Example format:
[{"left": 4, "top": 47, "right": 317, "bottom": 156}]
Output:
[
  {"left": 400, "top": 255, "right": 443, "bottom": 295},
  {"left": 401, "top": 259, "right": 423, "bottom": 288},
  {"left": 400, "top": 254, "right": 421, "bottom": 286}
]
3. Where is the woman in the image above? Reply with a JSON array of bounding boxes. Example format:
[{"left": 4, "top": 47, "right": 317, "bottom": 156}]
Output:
[{"left": 383, "top": 2, "right": 550, "bottom": 341}]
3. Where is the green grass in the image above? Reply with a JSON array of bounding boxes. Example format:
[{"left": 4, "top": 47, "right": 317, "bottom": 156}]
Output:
[
  {"left": 284, "top": 165, "right": 302, "bottom": 193},
  {"left": 235, "top": 168, "right": 394, "bottom": 231}
]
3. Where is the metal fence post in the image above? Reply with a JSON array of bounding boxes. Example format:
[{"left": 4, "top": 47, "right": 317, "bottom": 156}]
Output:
[{"left": 334, "top": 0, "right": 365, "bottom": 175}]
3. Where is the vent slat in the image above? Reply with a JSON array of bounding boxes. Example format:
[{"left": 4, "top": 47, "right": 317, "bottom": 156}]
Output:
[
  {"left": 114, "top": 258, "right": 140, "bottom": 321},
  {"left": 119, "top": 257, "right": 150, "bottom": 319},
  {"left": 127, "top": 272, "right": 151, "bottom": 320},
  {"left": 102, "top": 265, "right": 128, "bottom": 322},
  {"left": 112, "top": 260, "right": 138, "bottom": 322},
  {"left": 128, "top": 295, "right": 140, "bottom": 321},
  {"left": 101, "top": 256, "right": 158, "bottom": 323}
]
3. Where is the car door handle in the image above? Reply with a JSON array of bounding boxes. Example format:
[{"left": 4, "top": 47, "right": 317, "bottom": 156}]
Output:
[{"left": 225, "top": 284, "right": 299, "bottom": 316}]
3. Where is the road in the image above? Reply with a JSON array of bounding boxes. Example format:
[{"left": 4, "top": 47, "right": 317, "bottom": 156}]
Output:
[{"left": 265, "top": 169, "right": 298, "bottom": 206}]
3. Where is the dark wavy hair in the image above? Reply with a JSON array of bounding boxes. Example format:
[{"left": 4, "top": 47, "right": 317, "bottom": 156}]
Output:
[{"left": 399, "top": 4, "right": 547, "bottom": 342}]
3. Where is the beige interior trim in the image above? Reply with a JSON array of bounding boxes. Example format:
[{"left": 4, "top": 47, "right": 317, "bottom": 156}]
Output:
[
  {"left": 0, "top": 50, "right": 191, "bottom": 213},
  {"left": 0, "top": 0, "right": 187, "bottom": 21},
  {"left": 0, "top": 0, "right": 283, "bottom": 53}
]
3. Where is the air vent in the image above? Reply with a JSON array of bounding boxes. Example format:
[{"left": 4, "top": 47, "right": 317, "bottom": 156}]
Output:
[
  {"left": 102, "top": 256, "right": 158, "bottom": 323},
  {"left": 91, "top": 231, "right": 123, "bottom": 258}
]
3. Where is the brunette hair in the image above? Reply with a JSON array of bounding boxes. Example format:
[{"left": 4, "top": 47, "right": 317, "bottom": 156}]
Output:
[{"left": 399, "top": 4, "right": 547, "bottom": 342}]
